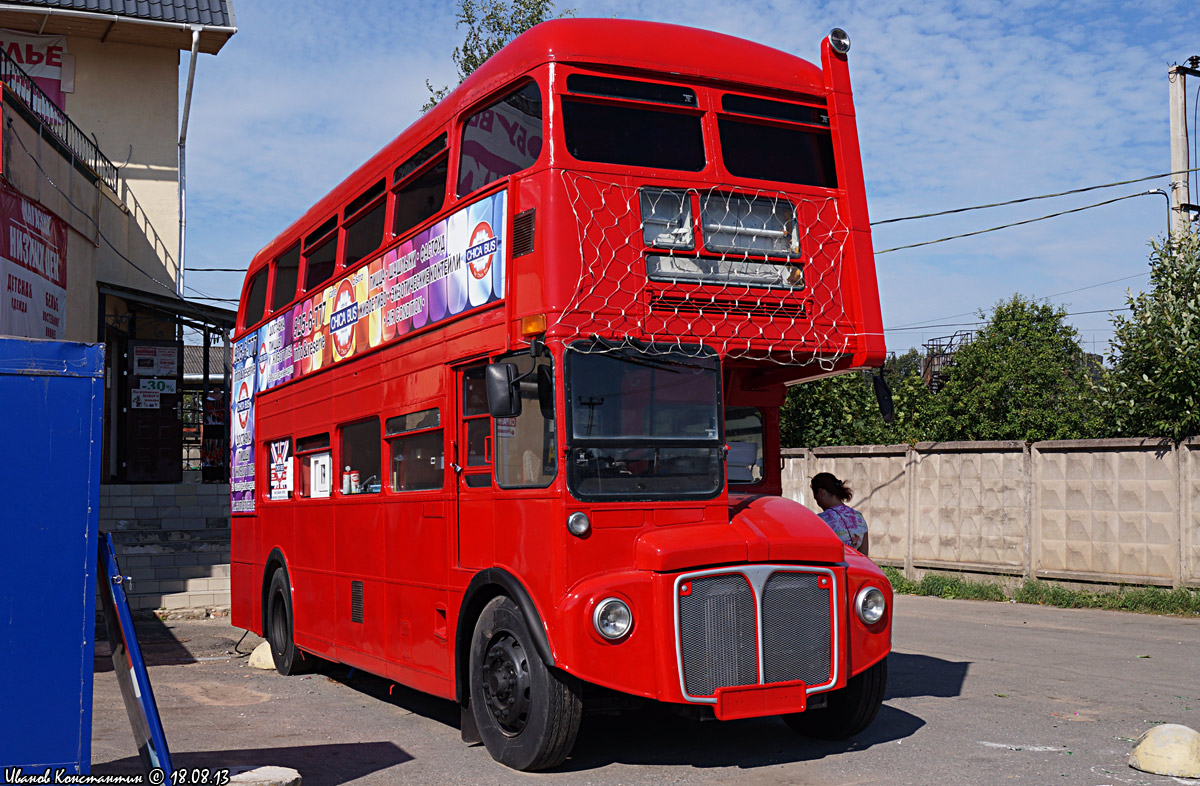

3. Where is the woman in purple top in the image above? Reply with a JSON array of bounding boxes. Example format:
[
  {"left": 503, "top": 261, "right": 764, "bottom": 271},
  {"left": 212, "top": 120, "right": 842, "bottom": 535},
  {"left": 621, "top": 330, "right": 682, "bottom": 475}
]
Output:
[{"left": 810, "top": 472, "right": 869, "bottom": 556}]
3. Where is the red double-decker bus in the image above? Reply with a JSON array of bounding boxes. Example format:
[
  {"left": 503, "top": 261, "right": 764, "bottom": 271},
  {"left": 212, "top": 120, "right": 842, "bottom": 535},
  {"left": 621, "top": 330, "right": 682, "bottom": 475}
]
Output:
[{"left": 230, "top": 19, "right": 890, "bottom": 771}]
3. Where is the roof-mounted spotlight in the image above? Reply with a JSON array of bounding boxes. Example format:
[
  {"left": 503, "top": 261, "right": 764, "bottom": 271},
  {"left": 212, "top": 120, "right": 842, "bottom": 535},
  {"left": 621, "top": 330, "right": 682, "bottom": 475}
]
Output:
[{"left": 829, "top": 28, "right": 851, "bottom": 54}]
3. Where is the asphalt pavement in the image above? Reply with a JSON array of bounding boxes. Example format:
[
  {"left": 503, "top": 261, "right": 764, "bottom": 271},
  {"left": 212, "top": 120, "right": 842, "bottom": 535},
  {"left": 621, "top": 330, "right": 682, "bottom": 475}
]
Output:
[{"left": 89, "top": 596, "right": 1200, "bottom": 786}]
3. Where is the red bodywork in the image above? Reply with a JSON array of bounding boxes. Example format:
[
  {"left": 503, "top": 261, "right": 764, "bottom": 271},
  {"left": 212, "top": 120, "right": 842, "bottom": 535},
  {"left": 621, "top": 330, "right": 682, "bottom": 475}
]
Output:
[{"left": 231, "top": 19, "right": 889, "bottom": 716}]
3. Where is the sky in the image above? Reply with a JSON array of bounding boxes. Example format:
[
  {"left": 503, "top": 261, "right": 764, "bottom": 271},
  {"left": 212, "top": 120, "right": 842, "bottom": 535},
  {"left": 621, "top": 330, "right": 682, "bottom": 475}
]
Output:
[{"left": 180, "top": 0, "right": 1200, "bottom": 358}]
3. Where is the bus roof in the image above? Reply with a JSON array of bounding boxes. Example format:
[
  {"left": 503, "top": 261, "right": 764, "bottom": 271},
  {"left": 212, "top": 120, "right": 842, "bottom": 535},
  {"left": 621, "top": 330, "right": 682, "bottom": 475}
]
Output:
[{"left": 243, "top": 18, "right": 828, "bottom": 287}]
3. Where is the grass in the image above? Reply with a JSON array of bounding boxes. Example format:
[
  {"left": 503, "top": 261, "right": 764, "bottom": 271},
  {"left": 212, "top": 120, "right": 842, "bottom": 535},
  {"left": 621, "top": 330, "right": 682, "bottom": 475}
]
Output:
[{"left": 881, "top": 566, "right": 1200, "bottom": 616}]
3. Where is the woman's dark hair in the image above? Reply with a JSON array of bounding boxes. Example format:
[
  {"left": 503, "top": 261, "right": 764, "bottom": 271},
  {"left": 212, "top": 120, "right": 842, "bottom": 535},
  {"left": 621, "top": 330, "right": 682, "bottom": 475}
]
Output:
[{"left": 811, "top": 471, "right": 853, "bottom": 503}]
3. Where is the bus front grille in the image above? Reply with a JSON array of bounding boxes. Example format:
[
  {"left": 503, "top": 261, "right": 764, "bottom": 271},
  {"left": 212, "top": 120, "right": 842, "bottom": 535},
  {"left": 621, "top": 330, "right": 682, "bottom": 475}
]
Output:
[
  {"left": 761, "top": 572, "right": 832, "bottom": 686},
  {"left": 676, "top": 566, "right": 838, "bottom": 700},
  {"left": 678, "top": 574, "right": 758, "bottom": 697}
]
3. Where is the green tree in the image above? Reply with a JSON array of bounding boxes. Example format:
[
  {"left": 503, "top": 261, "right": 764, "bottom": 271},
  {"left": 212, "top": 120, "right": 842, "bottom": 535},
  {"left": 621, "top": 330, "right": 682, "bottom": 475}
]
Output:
[
  {"left": 922, "top": 294, "right": 1096, "bottom": 442},
  {"left": 781, "top": 349, "right": 932, "bottom": 447},
  {"left": 424, "top": 0, "right": 569, "bottom": 111},
  {"left": 1096, "top": 234, "right": 1200, "bottom": 441}
]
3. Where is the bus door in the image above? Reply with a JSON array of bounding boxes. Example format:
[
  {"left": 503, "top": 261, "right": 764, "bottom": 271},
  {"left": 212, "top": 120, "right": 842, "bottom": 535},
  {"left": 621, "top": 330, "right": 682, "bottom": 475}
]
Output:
[{"left": 455, "top": 363, "right": 495, "bottom": 568}]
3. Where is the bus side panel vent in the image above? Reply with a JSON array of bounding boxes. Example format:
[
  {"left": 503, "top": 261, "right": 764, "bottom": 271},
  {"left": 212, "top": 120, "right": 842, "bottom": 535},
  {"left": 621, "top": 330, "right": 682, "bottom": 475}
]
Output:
[
  {"left": 351, "top": 580, "right": 364, "bottom": 623},
  {"left": 512, "top": 209, "right": 536, "bottom": 257}
]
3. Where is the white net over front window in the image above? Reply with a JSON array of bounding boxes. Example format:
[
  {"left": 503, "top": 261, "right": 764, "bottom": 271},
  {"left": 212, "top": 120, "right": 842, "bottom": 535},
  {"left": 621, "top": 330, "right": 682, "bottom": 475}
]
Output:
[{"left": 553, "top": 172, "right": 859, "bottom": 369}]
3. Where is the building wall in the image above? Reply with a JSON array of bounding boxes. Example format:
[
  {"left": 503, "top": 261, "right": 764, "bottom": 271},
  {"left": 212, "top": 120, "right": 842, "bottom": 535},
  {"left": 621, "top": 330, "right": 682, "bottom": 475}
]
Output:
[
  {"left": 1, "top": 97, "right": 179, "bottom": 341},
  {"left": 65, "top": 37, "right": 180, "bottom": 283},
  {"left": 784, "top": 438, "right": 1200, "bottom": 588}
]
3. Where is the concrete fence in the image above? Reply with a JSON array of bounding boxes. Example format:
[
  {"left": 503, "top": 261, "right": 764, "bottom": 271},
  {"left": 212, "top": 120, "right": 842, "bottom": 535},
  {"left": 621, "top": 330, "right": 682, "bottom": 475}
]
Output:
[{"left": 783, "top": 438, "right": 1200, "bottom": 589}]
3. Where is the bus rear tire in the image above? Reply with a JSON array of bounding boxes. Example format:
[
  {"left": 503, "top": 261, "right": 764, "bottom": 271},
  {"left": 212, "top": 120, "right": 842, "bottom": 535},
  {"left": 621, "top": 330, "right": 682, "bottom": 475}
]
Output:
[
  {"left": 266, "top": 567, "right": 313, "bottom": 676},
  {"left": 783, "top": 658, "right": 886, "bottom": 740},
  {"left": 469, "top": 596, "right": 582, "bottom": 771}
]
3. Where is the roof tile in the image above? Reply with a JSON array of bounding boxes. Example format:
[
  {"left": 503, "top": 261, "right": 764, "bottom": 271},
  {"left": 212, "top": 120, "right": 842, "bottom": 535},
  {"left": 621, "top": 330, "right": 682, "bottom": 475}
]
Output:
[{"left": 2, "top": 0, "right": 234, "bottom": 28}]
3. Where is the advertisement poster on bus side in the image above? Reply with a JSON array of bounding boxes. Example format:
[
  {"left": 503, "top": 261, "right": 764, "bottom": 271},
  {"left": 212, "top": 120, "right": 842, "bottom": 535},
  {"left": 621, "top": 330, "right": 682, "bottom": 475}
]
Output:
[
  {"left": 230, "top": 335, "right": 258, "bottom": 513},
  {"left": 260, "top": 189, "right": 507, "bottom": 392},
  {"left": 230, "top": 190, "right": 508, "bottom": 511},
  {"left": 0, "top": 183, "right": 68, "bottom": 339}
]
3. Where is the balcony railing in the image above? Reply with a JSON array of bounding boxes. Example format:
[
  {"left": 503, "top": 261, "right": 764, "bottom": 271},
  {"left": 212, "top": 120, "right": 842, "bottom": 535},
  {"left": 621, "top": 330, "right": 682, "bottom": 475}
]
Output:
[{"left": 0, "top": 47, "right": 119, "bottom": 192}]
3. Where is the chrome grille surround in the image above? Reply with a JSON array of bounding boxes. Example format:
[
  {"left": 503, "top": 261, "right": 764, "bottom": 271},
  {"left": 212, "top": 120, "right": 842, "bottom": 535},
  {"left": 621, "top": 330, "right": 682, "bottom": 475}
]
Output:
[{"left": 673, "top": 564, "right": 839, "bottom": 704}]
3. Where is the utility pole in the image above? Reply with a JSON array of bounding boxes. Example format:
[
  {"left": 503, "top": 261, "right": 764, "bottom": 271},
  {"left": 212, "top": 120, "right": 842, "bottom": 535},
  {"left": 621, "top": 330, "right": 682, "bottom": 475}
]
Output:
[{"left": 1169, "top": 58, "right": 1200, "bottom": 236}]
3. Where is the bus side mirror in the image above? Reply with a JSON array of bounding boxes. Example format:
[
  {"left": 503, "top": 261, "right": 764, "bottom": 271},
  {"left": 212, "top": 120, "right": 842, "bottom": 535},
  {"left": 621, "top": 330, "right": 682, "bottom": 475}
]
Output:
[{"left": 485, "top": 363, "right": 522, "bottom": 418}]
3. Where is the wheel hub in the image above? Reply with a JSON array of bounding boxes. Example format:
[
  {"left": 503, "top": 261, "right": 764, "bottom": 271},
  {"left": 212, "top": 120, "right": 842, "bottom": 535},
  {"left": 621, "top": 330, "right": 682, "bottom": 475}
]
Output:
[{"left": 481, "top": 633, "right": 530, "bottom": 735}]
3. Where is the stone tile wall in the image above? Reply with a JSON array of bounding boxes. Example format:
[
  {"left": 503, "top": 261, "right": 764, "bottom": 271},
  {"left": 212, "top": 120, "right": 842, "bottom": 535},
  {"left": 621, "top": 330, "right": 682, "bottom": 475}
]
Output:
[{"left": 98, "top": 479, "right": 230, "bottom": 612}]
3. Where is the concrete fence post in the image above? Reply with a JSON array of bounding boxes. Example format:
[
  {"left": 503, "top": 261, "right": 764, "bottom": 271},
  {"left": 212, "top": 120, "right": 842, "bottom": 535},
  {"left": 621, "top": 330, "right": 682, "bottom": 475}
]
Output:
[
  {"left": 1023, "top": 442, "right": 1032, "bottom": 580},
  {"left": 905, "top": 443, "right": 916, "bottom": 580}
]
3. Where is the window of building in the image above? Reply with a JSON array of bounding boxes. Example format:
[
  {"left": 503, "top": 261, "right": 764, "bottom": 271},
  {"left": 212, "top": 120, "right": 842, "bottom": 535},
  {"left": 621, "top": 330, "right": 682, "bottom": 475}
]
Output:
[
  {"left": 296, "top": 433, "right": 332, "bottom": 499},
  {"left": 494, "top": 353, "right": 556, "bottom": 488},
  {"left": 303, "top": 216, "right": 338, "bottom": 292},
  {"left": 458, "top": 82, "right": 543, "bottom": 196},
  {"left": 724, "top": 407, "right": 764, "bottom": 484},
  {"left": 386, "top": 408, "right": 443, "bottom": 491},
  {"left": 242, "top": 267, "right": 268, "bottom": 328},
  {"left": 343, "top": 179, "right": 386, "bottom": 268},
  {"left": 340, "top": 418, "right": 381, "bottom": 494},
  {"left": 270, "top": 244, "right": 301, "bottom": 312}
]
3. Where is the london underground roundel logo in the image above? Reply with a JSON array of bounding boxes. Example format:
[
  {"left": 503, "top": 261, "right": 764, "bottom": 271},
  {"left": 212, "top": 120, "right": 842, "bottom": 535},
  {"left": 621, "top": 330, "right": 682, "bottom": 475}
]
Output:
[
  {"left": 466, "top": 221, "right": 499, "bottom": 280},
  {"left": 330, "top": 279, "right": 358, "bottom": 358},
  {"left": 236, "top": 380, "right": 251, "bottom": 430}
]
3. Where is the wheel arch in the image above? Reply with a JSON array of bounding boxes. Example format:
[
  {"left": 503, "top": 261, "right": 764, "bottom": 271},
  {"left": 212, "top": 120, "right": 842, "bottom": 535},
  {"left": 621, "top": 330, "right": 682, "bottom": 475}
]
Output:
[{"left": 455, "top": 568, "right": 555, "bottom": 705}]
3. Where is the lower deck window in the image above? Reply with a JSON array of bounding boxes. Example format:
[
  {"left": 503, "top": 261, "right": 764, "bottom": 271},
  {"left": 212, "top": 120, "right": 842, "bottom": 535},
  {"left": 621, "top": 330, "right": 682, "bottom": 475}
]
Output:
[
  {"left": 387, "top": 408, "right": 444, "bottom": 491},
  {"left": 296, "top": 433, "right": 332, "bottom": 499},
  {"left": 340, "top": 419, "right": 381, "bottom": 494}
]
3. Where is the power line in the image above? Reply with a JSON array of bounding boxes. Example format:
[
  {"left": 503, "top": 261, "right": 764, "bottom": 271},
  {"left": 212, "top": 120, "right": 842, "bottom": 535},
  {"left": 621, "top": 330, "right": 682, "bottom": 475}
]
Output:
[
  {"left": 886, "top": 271, "right": 1150, "bottom": 331},
  {"left": 875, "top": 192, "right": 1157, "bottom": 255},
  {"left": 188, "top": 295, "right": 239, "bottom": 303},
  {"left": 883, "top": 305, "right": 1132, "bottom": 334},
  {"left": 871, "top": 166, "right": 1200, "bottom": 226},
  {"left": 188, "top": 267, "right": 246, "bottom": 272}
]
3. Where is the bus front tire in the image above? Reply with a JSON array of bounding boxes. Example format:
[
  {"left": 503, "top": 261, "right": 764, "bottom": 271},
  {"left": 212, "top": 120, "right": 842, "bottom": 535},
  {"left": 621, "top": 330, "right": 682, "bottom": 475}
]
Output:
[
  {"left": 266, "top": 567, "right": 313, "bottom": 676},
  {"left": 783, "top": 658, "right": 887, "bottom": 740},
  {"left": 469, "top": 596, "right": 582, "bottom": 771}
]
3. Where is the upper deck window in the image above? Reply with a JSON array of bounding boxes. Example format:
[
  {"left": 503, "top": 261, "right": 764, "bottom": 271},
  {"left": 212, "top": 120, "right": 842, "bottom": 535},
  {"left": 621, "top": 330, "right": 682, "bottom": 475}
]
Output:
[
  {"left": 458, "top": 82, "right": 543, "bottom": 196},
  {"left": 242, "top": 267, "right": 268, "bottom": 328},
  {"left": 718, "top": 95, "right": 837, "bottom": 188},
  {"left": 561, "top": 98, "right": 704, "bottom": 171},
  {"left": 343, "top": 179, "right": 386, "bottom": 268},
  {"left": 394, "top": 134, "right": 448, "bottom": 238},
  {"left": 566, "top": 74, "right": 697, "bottom": 106},
  {"left": 303, "top": 216, "right": 338, "bottom": 292},
  {"left": 270, "top": 244, "right": 300, "bottom": 312}
]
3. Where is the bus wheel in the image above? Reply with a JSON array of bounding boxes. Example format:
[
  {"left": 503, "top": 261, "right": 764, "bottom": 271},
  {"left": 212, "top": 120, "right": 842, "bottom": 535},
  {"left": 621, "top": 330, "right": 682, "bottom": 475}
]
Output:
[
  {"left": 783, "top": 658, "right": 887, "bottom": 740},
  {"left": 469, "top": 596, "right": 582, "bottom": 771},
  {"left": 266, "top": 568, "right": 312, "bottom": 676}
]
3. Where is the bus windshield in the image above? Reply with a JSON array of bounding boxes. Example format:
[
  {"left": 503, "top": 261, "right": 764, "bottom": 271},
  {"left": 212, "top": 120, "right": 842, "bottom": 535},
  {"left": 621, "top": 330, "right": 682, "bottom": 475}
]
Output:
[{"left": 567, "top": 343, "right": 723, "bottom": 499}]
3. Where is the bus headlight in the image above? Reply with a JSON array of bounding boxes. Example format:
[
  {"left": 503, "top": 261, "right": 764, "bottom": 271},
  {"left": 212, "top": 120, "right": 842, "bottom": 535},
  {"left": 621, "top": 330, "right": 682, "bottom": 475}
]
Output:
[
  {"left": 593, "top": 597, "right": 632, "bottom": 640},
  {"left": 855, "top": 586, "right": 886, "bottom": 625},
  {"left": 567, "top": 511, "right": 591, "bottom": 537}
]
